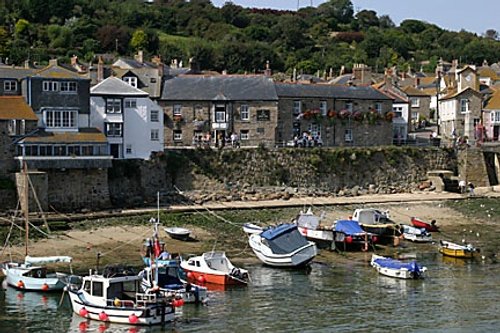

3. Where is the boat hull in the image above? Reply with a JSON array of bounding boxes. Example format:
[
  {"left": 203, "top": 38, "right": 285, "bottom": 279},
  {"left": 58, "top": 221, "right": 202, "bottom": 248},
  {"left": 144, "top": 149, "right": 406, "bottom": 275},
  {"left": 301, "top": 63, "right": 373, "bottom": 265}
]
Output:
[
  {"left": 249, "top": 235, "right": 317, "bottom": 267},
  {"left": 297, "top": 227, "right": 334, "bottom": 249},
  {"left": 439, "top": 247, "right": 475, "bottom": 258},
  {"left": 411, "top": 217, "right": 439, "bottom": 232},
  {"left": 67, "top": 289, "right": 174, "bottom": 325},
  {"left": 3, "top": 265, "right": 66, "bottom": 291},
  {"left": 371, "top": 255, "right": 426, "bottom": 279},
  {"left": 183, "top": 270, "right": 244, "bottom": 285}
]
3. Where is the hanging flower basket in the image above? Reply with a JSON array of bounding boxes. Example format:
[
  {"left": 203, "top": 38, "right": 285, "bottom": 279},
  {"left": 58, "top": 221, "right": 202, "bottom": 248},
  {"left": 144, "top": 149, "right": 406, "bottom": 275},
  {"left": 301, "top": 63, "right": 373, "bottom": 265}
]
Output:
[
  {"left": 193, "top": 120, "right": 206, "bottom": 130},
  {"left": 338, "top": 110, "right": 351, "bottom": 120},
  {"left": 384, "top": 111, "right": 395, "bottom": 122},
  {"left": 367, "top": 110, "right": 382, "bottom": 124},
  {"left": 327, "top": 110, "right": 337, "bottom": 119},
  {"left": 303, "top": 109, "right": 321, "bottom": 121},
  {"left": 352, "top": 111, "right": 363, "bottom": 122},
  {"left": 173, "top": 115, "right": 183, "bottom": 123}
]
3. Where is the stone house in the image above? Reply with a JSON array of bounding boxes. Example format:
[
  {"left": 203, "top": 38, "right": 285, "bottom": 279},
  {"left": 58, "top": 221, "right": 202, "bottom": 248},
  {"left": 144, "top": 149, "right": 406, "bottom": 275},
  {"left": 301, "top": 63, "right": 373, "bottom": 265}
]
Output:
[
  {"left": 90, "top": 77, "right": 164, "bottom": 159},
  {"left": 402, "top": 86, "right": 432, "bottom": 128},
  {"left": 0, "top": 96, "right": 38, "bottom": 175},
  {"left": 159, "top": 75, "right": 279, "bottom": 148},
  {"left": 438, "top": 66, "right": 483, "bottom": 144},
  {"left": 276, "top": 83, "right": 394, "bottom": 147}
]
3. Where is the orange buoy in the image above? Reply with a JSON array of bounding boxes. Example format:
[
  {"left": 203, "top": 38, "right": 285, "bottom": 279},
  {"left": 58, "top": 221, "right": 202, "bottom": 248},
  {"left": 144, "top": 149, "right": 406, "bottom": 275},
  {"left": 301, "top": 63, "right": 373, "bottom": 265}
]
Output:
[
  {"left": 17, "top": 280, "right": 25, "bottom": 289},
  {"left": 42, "top": 283, "right": 49, "bottom": 291}
]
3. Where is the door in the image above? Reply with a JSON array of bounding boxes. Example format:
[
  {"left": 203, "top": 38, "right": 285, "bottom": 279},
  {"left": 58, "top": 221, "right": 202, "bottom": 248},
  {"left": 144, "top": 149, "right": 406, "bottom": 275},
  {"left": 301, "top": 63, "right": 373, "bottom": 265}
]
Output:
[
  {"left": 493, "top": 126, "right": 499, "bottom": 141},
  {"left": 110, "top": 144, "right": 121, "bottom": 158}
]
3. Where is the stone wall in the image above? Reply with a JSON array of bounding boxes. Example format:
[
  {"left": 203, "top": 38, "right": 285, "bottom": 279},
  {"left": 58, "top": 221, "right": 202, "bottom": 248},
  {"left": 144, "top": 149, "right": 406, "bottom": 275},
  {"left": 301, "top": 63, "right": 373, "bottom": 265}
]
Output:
[{"left": 107, "top": 147, "right": 457, "bottom": 207}]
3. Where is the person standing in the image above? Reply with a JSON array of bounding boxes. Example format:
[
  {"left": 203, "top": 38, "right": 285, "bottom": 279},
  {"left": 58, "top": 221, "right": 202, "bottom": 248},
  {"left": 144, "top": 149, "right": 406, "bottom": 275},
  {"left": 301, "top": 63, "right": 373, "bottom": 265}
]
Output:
[
  {"left": 468, "top": 182, "right": 475, "bottom": 196},
  {"left": 458, "top": 179, "right": 466, "bottom": 194}
]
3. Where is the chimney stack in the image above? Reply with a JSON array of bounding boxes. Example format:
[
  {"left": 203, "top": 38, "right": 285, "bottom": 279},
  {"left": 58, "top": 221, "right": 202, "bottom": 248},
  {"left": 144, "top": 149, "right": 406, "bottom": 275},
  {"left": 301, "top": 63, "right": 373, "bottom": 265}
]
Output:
[
  {"left": 134, "top": 50, "right": 144, "bottom": 64},
  {"left": 97, "top": 56, "right": 104, "bottom": 83},
  {"left": 264, "top": 60, "right": 272, "bottom": 77}
]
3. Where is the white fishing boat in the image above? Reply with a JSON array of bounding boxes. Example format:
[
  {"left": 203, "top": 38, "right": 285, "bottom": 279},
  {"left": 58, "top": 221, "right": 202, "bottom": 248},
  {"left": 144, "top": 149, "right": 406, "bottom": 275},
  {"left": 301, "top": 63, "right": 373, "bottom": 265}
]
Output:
[
  {"left": 248, "top": 223, "right": 317, "bottom": 267},
  {"left": 293, "top": 208, "right": 334, "bottom": 249},
  {"left": 164, "top": 227, "right": 191, "bottom": 241},
  {"left": 401, "top": 224, "right": 432, "bottom": 243},
  {"left": 2, "top": 164, "right": 72, "bottom": 291},
  {"left": 66, "top": 266, "right": 175, "bottom": 325},
  {"left": 371, "top": 254, "right": 427, "bottom": 279}
]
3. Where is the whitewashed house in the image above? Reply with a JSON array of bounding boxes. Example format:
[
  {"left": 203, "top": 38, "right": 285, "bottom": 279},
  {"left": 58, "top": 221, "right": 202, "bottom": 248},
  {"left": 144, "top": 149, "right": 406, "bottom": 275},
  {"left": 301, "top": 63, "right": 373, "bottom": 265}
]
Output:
[{"left": 90, "top": 77, "right": 164, "bottom": 159}]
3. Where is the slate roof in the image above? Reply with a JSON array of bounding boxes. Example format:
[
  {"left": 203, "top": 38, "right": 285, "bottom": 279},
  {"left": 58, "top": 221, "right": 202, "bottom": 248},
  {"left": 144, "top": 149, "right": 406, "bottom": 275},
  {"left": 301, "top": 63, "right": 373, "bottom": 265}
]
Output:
[
  {"left": 161, "top": 76, "right": 278, "bottom": 101},
  {"left": 91, "top": 76, "right": 149, "bottom": 96},
  {"left": 20, "top": 128, "right": 107, "bottom": 144},
  {"left": 0, "top": 66, "right": 36, "bottom": 80},
  {"left": 402, "top": 86, "right": 431, "bottom": 97},
  {"left": 33, "top": 63, "right": 84, "bottom": 79},
  {"left": 483, "top": 88, "right": 500, "bottom": 110},
  {"left": 0, "top": 96, "right": 38, "bottom": 121},
  {"left": 275, "top": 83, "right": 392, "bottom": 100}
]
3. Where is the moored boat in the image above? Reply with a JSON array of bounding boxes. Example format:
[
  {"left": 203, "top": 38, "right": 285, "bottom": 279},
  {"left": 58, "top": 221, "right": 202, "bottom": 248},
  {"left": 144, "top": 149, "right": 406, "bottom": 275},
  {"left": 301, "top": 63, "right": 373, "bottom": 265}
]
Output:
[
  {"left": 438, "top": 240, "right": 479, "bottom": 259},
  {"left": 248, "top": 223, "right": 317, "bottom": 268},
  {"left": 293, "top": 208, "right": 334, "bottom": 249},
  {"left": 180, "top": 252, "right": 249, "bottom": 285},
  {"left": 164, "top": 227, "right": 191, "bottom": 241},
  {"left": 66, "top": 266, "right": 175, "bottom": 326},
  {"left": 352, "top": 208, "right": 401, "bottom": 245},
  {"left": 333, "top": 220, "right": 377, "bottom": 251},
  {"left": 410, "top": 217, "right": 440, "bottom": 232},
  {"left": 371, "top": 254, "right": 427, "bottom": 279},
  {"left": 401, "top": 224, "right": 432, "bottom": 243}
]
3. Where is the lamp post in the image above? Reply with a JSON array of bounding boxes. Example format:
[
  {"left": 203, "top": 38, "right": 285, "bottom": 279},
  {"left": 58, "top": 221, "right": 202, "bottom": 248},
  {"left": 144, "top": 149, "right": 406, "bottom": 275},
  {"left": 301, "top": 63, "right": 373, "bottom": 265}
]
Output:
[{"left": 436, "top": 70, "right": 441, "bottom": 136}]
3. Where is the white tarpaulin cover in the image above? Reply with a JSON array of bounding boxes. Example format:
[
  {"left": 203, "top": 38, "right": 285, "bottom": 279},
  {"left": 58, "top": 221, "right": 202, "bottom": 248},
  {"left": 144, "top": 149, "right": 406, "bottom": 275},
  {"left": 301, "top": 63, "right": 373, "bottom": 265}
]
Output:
[{"left": 25, "top": 255, "right": 72, "bottom": 265}]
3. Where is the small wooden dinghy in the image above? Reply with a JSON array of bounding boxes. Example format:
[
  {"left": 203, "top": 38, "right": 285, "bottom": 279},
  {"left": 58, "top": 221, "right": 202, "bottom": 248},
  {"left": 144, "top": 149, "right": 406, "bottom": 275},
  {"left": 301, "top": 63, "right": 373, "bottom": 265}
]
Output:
[
  {"left": 164, "top": 227, "right": 191, "bottom": 241},
  {"left": 438, "top": 240, "right": 479, "bottom": 259},
  {"left": 371, "top": 254, "right": 427, "bottom": 279}
]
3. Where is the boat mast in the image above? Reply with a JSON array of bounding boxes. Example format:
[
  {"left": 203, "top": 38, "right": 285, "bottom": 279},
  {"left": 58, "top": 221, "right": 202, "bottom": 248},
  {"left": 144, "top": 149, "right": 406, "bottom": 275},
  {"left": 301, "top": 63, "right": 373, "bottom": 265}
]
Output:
[{"left": 23, "top": 162, "right": 29, "bottom": 257}]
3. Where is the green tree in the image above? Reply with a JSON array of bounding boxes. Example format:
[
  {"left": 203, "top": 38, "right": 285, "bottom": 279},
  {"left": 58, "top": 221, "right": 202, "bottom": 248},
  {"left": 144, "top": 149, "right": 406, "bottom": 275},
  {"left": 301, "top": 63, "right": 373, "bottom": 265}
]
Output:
[{"left": 130, "top": 29, "right": 148, "bottom": 51}]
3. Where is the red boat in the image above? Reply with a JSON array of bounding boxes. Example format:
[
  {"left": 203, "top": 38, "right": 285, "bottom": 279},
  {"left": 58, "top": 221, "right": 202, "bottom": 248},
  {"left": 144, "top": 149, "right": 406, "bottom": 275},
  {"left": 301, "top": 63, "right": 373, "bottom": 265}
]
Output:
[{"left": 411, "top": 217, "right": 440, "bottom": 232}]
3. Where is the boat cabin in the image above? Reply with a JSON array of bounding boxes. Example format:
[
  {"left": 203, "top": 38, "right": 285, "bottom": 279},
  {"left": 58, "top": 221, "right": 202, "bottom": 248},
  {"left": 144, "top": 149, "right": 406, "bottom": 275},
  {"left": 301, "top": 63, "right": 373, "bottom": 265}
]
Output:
[
  {"left": 23, "top": 267, "right": 47, "bottom": 278},
  {"left": 352, "top": 209, "right": 392, "bottom": 225},
  {"left": 81, "top": 274, "right": 146, "bottom": 306},
  {"left": 261, "top": 224, "right": 309, "bottom": 255},
  {"left": 185, "top": 252, "right": 232, "bottom": 273}
]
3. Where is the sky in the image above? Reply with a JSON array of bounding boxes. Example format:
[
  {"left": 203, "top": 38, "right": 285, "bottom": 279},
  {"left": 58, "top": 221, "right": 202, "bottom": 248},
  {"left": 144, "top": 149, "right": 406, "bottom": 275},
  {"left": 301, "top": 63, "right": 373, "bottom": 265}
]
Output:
[{"left": 210, "top": 0, "right": 499, "bottom": 35}]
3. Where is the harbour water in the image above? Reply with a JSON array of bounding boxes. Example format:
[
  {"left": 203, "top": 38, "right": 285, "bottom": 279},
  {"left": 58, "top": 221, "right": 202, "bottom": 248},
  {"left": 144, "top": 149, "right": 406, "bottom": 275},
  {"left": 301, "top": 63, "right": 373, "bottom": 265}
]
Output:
[{"left": 1, "top": 251, "right": 499, "bottom": 333}]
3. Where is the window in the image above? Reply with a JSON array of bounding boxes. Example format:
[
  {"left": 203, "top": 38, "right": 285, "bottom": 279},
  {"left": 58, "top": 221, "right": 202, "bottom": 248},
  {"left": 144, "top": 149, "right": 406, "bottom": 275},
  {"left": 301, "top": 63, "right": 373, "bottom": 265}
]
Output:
[
  {"left": 60, "top": 81, "right": 77, "bottom": 92},
  {"left": 410, "top": 98, "right": 420, "bottom": 107},
  {"left": 68, "top": 146, "right": 81, "bottom": 156},
  {"left": 256, "top": 127, "right": 265, "bottom": 135},
  {"left": 123, "top": 76, "right": 137, "bottom": 88},
  {"left": 412, "top": 112, "right": 418, "bottom": 120},
  {"left": 293, "top": 101, "right": 301, "bottom": 116},
  {"left": 460, "top": 99, "right": 469, "bottom": 113},
  {"left": 150, "top": 78, "right": 157, "bottom": 83},
  {"left": 493, "top": 111, "right": 500, "bottom": 123},
  {"left": 124, "top": 99, "right": 137, "bottom": 108},
  {"left": 344, "top": 129, "right": 353, "bottom": 142},
  {"left": 309, "top": 123, "right": 321, "bottom": 138},
  {"left": 4, "top": 80, "right": 17, "bottom": 92},
  {"left": 256, "top": 109, "right": 270, "bottom": 121},
  {"left": 375, "top": 103, "right": 382, "bottom": 113},
  {"left": 106, "top": 99, "right": 122, "bottom": 113},
  {"left": 393, "top": 106, "right": 403, "bottom": 118},
  {"left": 45, "top": 110, "right": 77, "bottom": 128},
  {"left": 151, "top": 129, "right": 159, "bottom": 141},
  {"left": 240, "top": 105, "right": 249, "bottom": 121},
  {"left": 173, "top": 130, "right": 182, "bottom": 141},
  {"left": 42, "top": 81, "right": 59, "bottom": 92},
  {"left": 105, "top": 123, "right": 123, "bottom": 137},
  {"left": 126, "top": 145, "right": 132, "bottom": 154},
  {"left": 92, "top": 282, "right": 103, "bottom": 297},
  {"left": 240, "top": 130, "right": 249, "bottom": 141},
  {"left": 345, "top": 102, "right": 353, "bottom": 112},
  {"left": 320, "top": 101, "right": 327, "bottom": 116},
  {"left": 7, "top": 120, "right": 16, "bottom": 135},
  {"left": 215, "top": 105, "right": 226, "bottom": 123},
  {"left": 173, "top": 105, "right": 182, "bottom": 115},
  {"left": 150, "top": 110, "right": 159, "bottom": 122}
]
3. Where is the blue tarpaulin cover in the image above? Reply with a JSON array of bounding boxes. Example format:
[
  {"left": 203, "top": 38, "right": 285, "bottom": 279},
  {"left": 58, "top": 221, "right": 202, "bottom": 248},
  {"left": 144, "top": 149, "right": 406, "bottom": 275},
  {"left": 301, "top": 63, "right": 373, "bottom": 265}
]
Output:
[
  {"left": 373, "top": 257, "right": 421, "bottom": 273},
  {"left": 261, "top": 223, "right": 298, "bottom": 240},
  {"left": 335, "top": 220, "right": 365, "bottom": 235}
]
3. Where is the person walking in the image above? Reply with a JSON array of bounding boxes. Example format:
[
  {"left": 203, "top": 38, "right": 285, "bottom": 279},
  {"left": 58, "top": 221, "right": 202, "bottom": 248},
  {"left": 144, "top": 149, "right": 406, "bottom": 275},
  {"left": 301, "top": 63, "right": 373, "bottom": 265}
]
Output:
[
  {"left": 458, "top": 179, "right": 466, "bottom": 194},
  {"left": 468, "top": 182, "right": 475, "bottom": 196}
]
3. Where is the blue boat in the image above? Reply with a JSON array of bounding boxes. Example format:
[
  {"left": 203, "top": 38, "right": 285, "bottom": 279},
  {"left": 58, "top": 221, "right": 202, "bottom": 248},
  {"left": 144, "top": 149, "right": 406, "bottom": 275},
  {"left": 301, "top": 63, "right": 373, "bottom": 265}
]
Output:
[
  {"left": 333, "top": 220, "right": 377, "bottom": 251},
  {"left": 371, "top": 254, "right": 427, "bottom": 279}
]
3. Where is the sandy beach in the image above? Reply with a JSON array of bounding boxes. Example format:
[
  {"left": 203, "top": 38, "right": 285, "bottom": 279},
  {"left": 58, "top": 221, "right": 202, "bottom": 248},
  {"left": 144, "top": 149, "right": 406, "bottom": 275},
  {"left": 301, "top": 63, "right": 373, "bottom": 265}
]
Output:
[{"left": 1, "top": 191, "right": 499, "bottom": 273}]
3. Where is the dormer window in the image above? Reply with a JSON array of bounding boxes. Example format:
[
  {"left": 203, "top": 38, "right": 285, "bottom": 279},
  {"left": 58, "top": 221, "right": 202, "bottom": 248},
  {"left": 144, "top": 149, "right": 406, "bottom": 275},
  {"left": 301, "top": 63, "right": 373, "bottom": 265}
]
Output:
[
  {"left": 123, "top": 76, "right": 137, "bottom": 88},
  {"left": 4, "top": 80, "right": 17, "bottom": 92}
]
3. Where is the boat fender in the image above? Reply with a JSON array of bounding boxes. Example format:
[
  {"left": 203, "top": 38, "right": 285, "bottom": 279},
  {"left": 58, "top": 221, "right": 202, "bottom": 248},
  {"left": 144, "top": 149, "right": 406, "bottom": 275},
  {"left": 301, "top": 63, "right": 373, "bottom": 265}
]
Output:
[
  {"left": 129, "top": 313, "right": 139, "bottom": 324},
  {"left": 17, "top": 280, "right": 25, "bottom": 289},
  {"left": 42, "top": 283, "right": 49, "bottom": 291},
  {"left": 114, "top": 298, "right": 121, "bottom": 307},
  {"left": 98, "top": 311, "right": 109, "bottom": 321},
  {"left": 79, "top": 307, "right": 89, "bottom": 317}
]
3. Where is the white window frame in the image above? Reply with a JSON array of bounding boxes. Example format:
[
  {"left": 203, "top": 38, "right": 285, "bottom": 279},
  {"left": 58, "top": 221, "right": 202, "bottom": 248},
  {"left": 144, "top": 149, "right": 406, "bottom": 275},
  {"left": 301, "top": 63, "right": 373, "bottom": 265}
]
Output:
[
  {"left": 240, "top": 130, "right": 249, "bottom": 141},
  {"left": 150, "top": 129, "right": 159, "bottom": 141},
  {"left": 60, "top": 81, "right": 77, "bottom": 93},
  {"left": 150, "top": 110, "right": 159, "bottom": 122},
  {"left": 320, "top": 101, "right": 327, "bottom": 116},
  {"left": 240, "top": 104, "right": 249, "bottom": 121},
  {"left": 412, "top": 111, "right": 419, "bottom": 120},
  {"left": 106, "top": 99, "right": 122, "bottom": 114},
  {"left": 460, "top": 99, "right": 469, "bottom": 113},
  {"left": 44, "top": 110, "right": 78, "bottom": 129},
  {"left": 43, "top": 81, "right": 59, "bottom": 92},
  {"left": 173, "top": 130, "right": 182, "bottom": 141},
  {"left": 105, "top": 122, "right": 123, "bottom": 137},
  {"left": 126, "top": 144, "right": 132, "bottom": 154},
  {"left": 410, "top": 98, "right": 420, "bottom": 108},
  {"left": 4, "top": 80, "right": 17, "bottom": 91},
  {"left": 123, "top": 76, "right": 137, "bottom": 88},
  {"left": 293, "top": 101, "right": 301, "bottom": 115},
  {"left": 344, "top": 129, "right": 353, "bottom": 142},
  {"left": 173, "top": 104, "right": 182, "bottom": 116},
  {"left": 308, "top": 123, "right": 321, "bottom": 138},
  {"left": 493, "top": 111, "right": 500, "bottom": 123},
  {"left": 124, "top": 99, "right": 137, "bottom": 108},
  {"left": 375, "top": 102, "right": 382, "bottom": 113}
]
